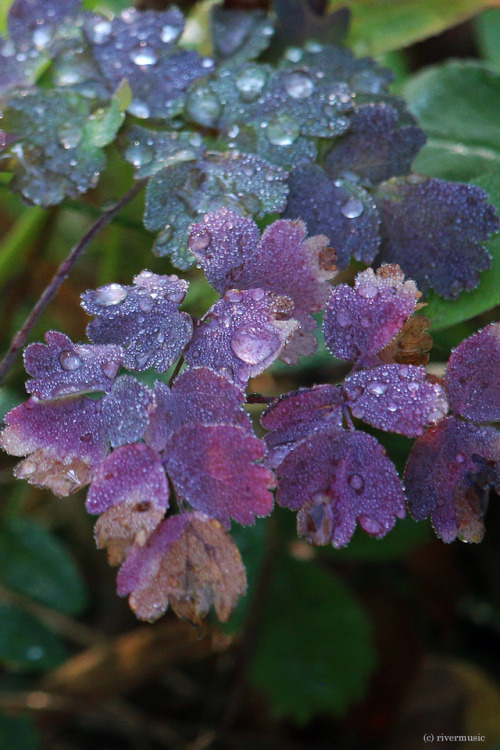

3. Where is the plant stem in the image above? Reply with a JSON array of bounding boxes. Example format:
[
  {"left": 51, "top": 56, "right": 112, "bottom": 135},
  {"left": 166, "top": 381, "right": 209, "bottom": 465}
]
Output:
[{"left": 0, "top": 180, "right": 146, "bottom": 387}]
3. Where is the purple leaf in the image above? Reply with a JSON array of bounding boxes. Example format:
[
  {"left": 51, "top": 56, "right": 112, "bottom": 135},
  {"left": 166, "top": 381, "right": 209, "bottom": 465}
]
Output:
[
  {"left": 261, "top": 384, "right": 344, "bottom": 468},
  {"left": 0, "top": 396, "right": 108, "bottom": 496},
  {"left": 86, "top": 443, "right": 169, "bottom": 565},
  {"left": 85, "top": 8, "right": 212, "bottom": 120},
  {"left": 184, "top": 289, "right": 299, "bottom": 389},
  {"left": 8, "top": 0, "right": 80, "bottom": 44},
  {"left": 189, "top": 208, "right": 336, "bottom": 317},
  {"left": 82, "top": 271, "right": 192, "bottom": 373},
  {"left": 376, "top": 176, "right": 499, "bottom": 298},
  {"left": 165, "top": 423, "right": 276, "bottom": 527},
  {"left": 405, "top": 417, "right": 500, "bottom": 543},
  {"left": 24, "top": 331, "right": 122, "bottom": 400},
  {"left": 275, "top": 425, "right": 405, "bottom": 547},
  {"left": 211, "top": 6, "right": 274, "bottom": 63},
  {"left": 344, "top": 364, "right": 448, "bottom": 437},
  {"left": 324, "top": 103, "right": 426, "bottom": 185},
  {"left": 284, "top": 164, "right": 381, "bottom": 269},
  {"left": 445, "top": 323, "right": 500, "bottom": 423},
  {"left": 323, "top": 265, "right": 419, "bottom": 364},
  {"left": 101, "top": 375, "right": 154, "bottom": 448},
  {"left": 117, "top": 512, "right": 247, "bottom": 623}
]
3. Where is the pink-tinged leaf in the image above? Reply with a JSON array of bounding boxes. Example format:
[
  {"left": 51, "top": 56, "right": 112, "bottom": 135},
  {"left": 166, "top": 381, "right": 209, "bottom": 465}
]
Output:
[
  {"left": 0, "top": 397, "right": 108, "bottom": 496},
  {"left": 165, "top": 424, "right": 276, "bottom": 528},
  {"left": 117, "top": 512, "right": 247, "bottom": 624},
  {"left": 261, "top": 385, "right": 344, "bottom": 468},
  {"left": 83, "top": 271, "right": 192, "bottom": 372},
  {"left": 405, "top": 417, "right": 500, "bottom": 543},
  {"left": 344, "top": 364, "right": 448, "bottom": 437},
  {"left": 376, "top": 176, "right": 499, "bottom": 299},
  {"left": 323, "top": 264, "right": 419, "bottom": 363},
  {"left": 275, "top": 426, "right": 405, "bottom": 548},
  {"left": 87, "top": 443, "right": 169, "bottom": 566},
  {"left": 184, "top": 289, "right": 299, "bottom": 389},
  {"left": 445, "top": 323, "right": 500, "bottom": 423},
  {"left": 189, "top": 208, "right": 336, "bottom": 316},
  {"left": 24, "top": 331, "right": 123, "bottom": 400},
  {"left": 101, "top": 376, "right": 154, "bottom": 448},
  {"left": 144, "top": 368, "right": 252, "bottom": 452}
]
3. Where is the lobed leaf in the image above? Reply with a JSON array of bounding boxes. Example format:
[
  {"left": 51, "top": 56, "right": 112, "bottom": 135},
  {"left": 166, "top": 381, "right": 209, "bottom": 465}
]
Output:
[
  {"left": 83, "top": 271, "right": 192, "bottom": 373},
  {"left": 165, "top": 424, "right": 276, "bottom": 528},
  {"left": 210, "top": 6, "right": 275, "bottom": 64},
  {"left": 323, "top": 265, "right": 419, "bottom": 364},
  {"left": 24, "top": 331, "right": 122, "bottom": 400},
  {"left": 375, "top": 175, "right": 499, "bottom": 298},
  {"left": 117, "top": 512, "right": 247, "bottom": 624},
  {"left": 344, "top": 364, "right": 448, "bottom": 437},
  {"left": 0, "top": 397, "right": 108, "bottom": 496},
  {"left": 445, "top": 323, "right": 500, "bottom": 423},
  {"left": 184, "top": 289, "right": 299, "bottom": 389},
  {"left": 405, "top": 417, "right": 500, "bottom": 543},
  {"left": 284, "top": 164, "right": 381, "bottom": 269}
]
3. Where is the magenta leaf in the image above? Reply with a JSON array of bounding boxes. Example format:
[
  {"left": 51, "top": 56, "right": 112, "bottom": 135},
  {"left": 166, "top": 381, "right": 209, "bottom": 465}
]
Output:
[
  {"left": 184, "top": 289, "right": 299, "bottom": 389},
  {"left": 86, "top": 443, "right": 169, "bottom": 565},
  {"left": 445, "top": 323, "right": 500, "bottom": 423},
  {"left": 344, "top": 364, "right": 448, "bottom": 437},
  {"left": 101, "top": 376, "right": 154, "bottom": 448},
  {"left": 323, "top": 265, "right": 419, "bottom": 364},
  {"left": 275, "top": 426, "right": 405, "bottom": 547},
  {"left": 324, "top": 102, "right": 426, "bottom": 185},
  {"left": 82, "top": 271, "right": 192, "bottom": 373},
  {"left": 117, "top": 512, "right": 247, "bottom": 624},
  {"left": 376, "top": 176, "right": 499, "bottom": 298},
  {"left": 261, "top": 385, "right": 344, "bottom": 468},
  {"left": 405, "top": 417, "right": 500, "bottom": 543},
  {"left": 189, "top": 208, "right": 336, "bottom": 316},
  {"left": 165, "top": 423, "right": 276, "bottom": 528},
  {"left": 284, "top": 164, "right": 381, "bottom": 269},
  {"left": 24, "top": 331, "right": 122, "bottom": 400},
  {"left": 0, "top": 396, "right": 108, "bottom": 496}
]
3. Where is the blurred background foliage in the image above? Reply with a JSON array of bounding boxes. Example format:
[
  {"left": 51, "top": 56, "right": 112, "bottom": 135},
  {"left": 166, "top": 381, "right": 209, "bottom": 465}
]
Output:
[{"left": 1, "top": 0, "right": 500, "bottom": 748}]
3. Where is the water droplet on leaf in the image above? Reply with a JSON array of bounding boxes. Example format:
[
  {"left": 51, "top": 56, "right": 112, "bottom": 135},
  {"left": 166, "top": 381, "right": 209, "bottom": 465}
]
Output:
[
  {"left": 341, "top": 198, "right": 364, "bottom": 219},
  {"left": 185, "top": 89, "right": 221, "bottom": 128},
  {"left": 367, "top": 381, "right": 388, "bottom": 396},
  {"left": 348, "top": 473, "right": 365, "bottom": 492},
  {"left": 94, "top": 283, "right": 128, "bottom": 306},
  {"left": 230, "top": 324, "right": 280, "bottom": 365},
  {"left": 58, "top": 123, "right": 83, "bottom": 150},
  {"left": 160, "top": 24, "right": 178, "bottom": 43},
  {"left": 267, "top": 115, "right": 300, "bottom": 147},
  {"left": 59, "top": 351, "right": 83, "bottom": 371},
  {"left": 236, "top": 66, "right": 267, "bottom": 102},
  {"left": 130, "top": 44, "right": 158, "bottom": 66},
  {"left": 285, "top": 72, "right": 314, "bottom": 99}
]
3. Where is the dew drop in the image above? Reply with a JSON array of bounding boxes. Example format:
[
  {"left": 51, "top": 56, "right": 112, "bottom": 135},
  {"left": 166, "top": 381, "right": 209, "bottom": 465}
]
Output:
[
  {"left": 427, "top": 407, "right": 445, "bottom": 423},
  {"left": 160, "top": 24, "right": 179, "bottom": 43},
  {"left": 89, "top": 19, "right": 112, "bottom": 44},
  {"left": 136, "top": 350, "right": 153, "bottom": 368},
  {"left": 230, "top": 325, "right": 281, "bottom": 365},
  {"left": 190, "top": 230, "right": 210, "bottom": 252},
  {"left": 58, "top": 123, "right": 83, "bottom": 150},
  {"left": 455, "top": 453, "right": 466, "bottom": 464},
  {"left": 94, "top": 283, "right": 128, "bottom": 306},
  {"left": 357, "top": 285, "right": 378, "bottom": 299},
  {"left": 185, "top": 89, "right": 221, "bottom": 128},
  {"left": 26, "top": 646, "right": 45, "bottom": 661},
  {"left": 285, "top": 72, "right": 314, "bottom": 99},
  {"left": 59, "top": 351, "right": 83, "bottom": 371},
  {"left": 359, "top": 515, "right": 384, "bottom": 536},
  {"left": 341, "top": 198, "right": 364, "bottom": 219},
  {"left": 125, "top": 140, "right": 154, "bottom": 168},
  {"left": 348, "top": 473, "right": 365, "bottom": 492},
  {"left": 33, "top": 26, "right": 51, "bottom": 49},
  {"left": 138, "top": 295, "right": 155, "bottom": 313},
  {"left": 367, "top": 381, "right": 388, "bottom": 396},
  {"left": 130, "top": 43, "right": 158, "bottom": 66},
  {"left": 128, "top": 100, "right": 150, "bottom": 119},
  {"left": 336, "top": 311, "right": 350, "bottom": 328},
  {"left": 102, "top": 360, "right": 120, "bottom": 379},
  {"left": 284, "top": 47, "right": 303, "bottom": 63},
  {"left": 236, "top": 66, "right": 267, "bottom": 102},
  {"left": 267, "top": 115, "right": 300, "bottom": 147},
  {"left": 387, "top": 401, "right": 398, "bottom": 412}
]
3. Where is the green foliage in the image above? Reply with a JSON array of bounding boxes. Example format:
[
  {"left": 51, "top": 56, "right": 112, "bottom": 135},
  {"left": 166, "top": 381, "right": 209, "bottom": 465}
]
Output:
[
  {"left": 250, "top": 553, "right": 376, "bottom": 723},
  {"left": 0, "top": 602, "right": 67, "bottom": 671},
  {"left": 0, "top": 518, "right": 87, "bottom": 615},
  {"left": 404, "top": 61, "right": 500, "bottom": 182},
  {"left": 0, "top": 713, "right": 41, "bottom": 750}
]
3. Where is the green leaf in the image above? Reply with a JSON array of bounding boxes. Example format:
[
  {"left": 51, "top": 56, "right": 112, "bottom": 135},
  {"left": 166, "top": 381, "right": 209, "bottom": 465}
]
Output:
[
  {"left": 0, "top": 712, "right": 41, "bottom": 750},
  {"left": 0, "top": 518, "right": 87, "bottom": 615},
  {"left": 0, "top": 603, "right": 66, "bottom": 672},
  {"left": 475, "top": 9, "right": 500, "bottom": 67},
  {"left": 333, "top": 516, "right": 430, "bottom": 562},
  {"left": 330, "top": 0, "right": 500, "bottom": 57},
  {"left": 404, "top": 61, "right": 500, "bottom": 182},
  {"left": 250, "top": 554, "right": 376, "bottom": 723},
  {"left": 424, "top": 173, "right": 500, "bottom": 330}
]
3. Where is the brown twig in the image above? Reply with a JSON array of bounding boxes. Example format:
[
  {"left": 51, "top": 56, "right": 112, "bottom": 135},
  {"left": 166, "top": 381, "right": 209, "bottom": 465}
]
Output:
[{"left": 0, "top": 180, "right": 146, "bottom": 387}]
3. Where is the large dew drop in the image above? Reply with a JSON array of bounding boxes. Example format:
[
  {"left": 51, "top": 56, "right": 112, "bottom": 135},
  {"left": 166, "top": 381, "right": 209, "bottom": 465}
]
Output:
[
  {"left": 284, "top": 72, "right": 314, "bottom": 100},
  {"left": 267, "top": 115, "right": 300, "bottom": 147},
  {"left": 161, "top": 24, "right": 179, "bottom": 44},
  {"left": 236, "top": 66, "right": 267, "bottom": 102},
  {"left": 94, "top": 283, "right": 128, "bottom": 307},
  {"left": 125, "top": 140, "right": 154, "bottom": 168},
  {"left": 130, "top": 44, "right": 159, "bottom": 66},
  {"left": 89, "top": 19, "right": 112, "bottom": 44},
  {"left": 185, "top": 89, "right": 221, "bottom": 128},
  {"left": 230, "top": 324, "right": 281, "bottom": 365},
  {"left": 341, "top": 198, "right": 364, "bottom": 219},
  {"left": 59, "top": 351, "right": 83, "bottom": 371}
]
